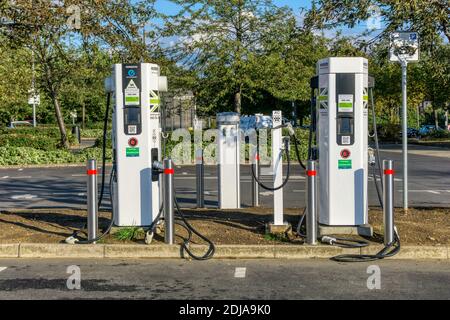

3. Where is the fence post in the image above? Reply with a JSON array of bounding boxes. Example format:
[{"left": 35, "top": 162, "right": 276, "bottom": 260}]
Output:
[
  {"left": 306, "top": 160, "right": 317, "bottom": 245},
  {"left": 87, "top": 159, "right": 98, "bottom": 243},
  {"left": 251, "top": 152, "right": 260, "bottom": 207},
  {"left": 383, "top": 160, "right": 395, "bottom": 245},
  {"left": 164, "top": 158, "right": 175, "bottom": 245},
  {"left": 196, "top": 149, "right": 205, "bottom": 208}
]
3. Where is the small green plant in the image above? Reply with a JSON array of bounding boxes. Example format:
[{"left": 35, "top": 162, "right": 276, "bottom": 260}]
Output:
[
  {"left": 264, "top": 232, "right": 289, "bottom": 242},
  {"left": 114, "top": 227, "right": 143, "bottom": 241}
]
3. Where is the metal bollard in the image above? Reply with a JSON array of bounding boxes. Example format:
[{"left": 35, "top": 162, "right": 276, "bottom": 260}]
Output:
[
  {"left": 164, "top": 159, "right": 175, "bottom": 245},
  {"left": 87, "top": 159, "right": 98, "bottom": 243},
  {"left": 306, "top": 160, "right": 318, "bottom": 245},
  {"left": 383, "top": 160, "right": 395, "bottom": 245},
  {"left": 196, "top": 149, "right": 205, "bottom": 208},
  {"left": 72, "top": 126, "right": 81, "bottom": 144},
  {"left": 251, "top": 153, "right": 260, "bottom": 207}
]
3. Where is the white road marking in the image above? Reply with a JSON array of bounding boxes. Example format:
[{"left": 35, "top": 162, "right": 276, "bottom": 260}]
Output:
[
  {"left": 260, "top": 191, "right": 273, "bottom": 196},
  {"left": 234, "top": 267, "right": 246, "bottom": 278},
  {"left": 398, "top": 190, "right": 449, "bottom": 195},
  {"left": 0, "top": 267, "right": 7, "bottom": 273},
  {"left": 51, "top": 193, "right": 86, "bottom": 197},
  {"left": 11, "top": 194, "right": 38, "bottom": 200},
  {"left": 13, "top": 176, "right": 32, "bottom": 179},
  {"left": 18, "top": 169, "right": 23, "bottom": 171},
  {"left": 1, "top": 176, "right": 9, "bottom": 179}
]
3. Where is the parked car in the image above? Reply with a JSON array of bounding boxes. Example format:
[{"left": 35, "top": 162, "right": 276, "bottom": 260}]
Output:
[
  {"left": 399, "top": 127, "right": 419, "bottom": 138},
  {"left": 8, "top": 121, "right": 33, "bottom": 129},
  {"left": 418, "top": 125, "right": 438, "bottom": 137}
]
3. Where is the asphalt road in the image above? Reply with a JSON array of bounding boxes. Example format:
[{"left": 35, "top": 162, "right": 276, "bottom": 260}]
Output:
[
  {"left": 0, "top": 146, "right": 449, "bottom": 210},
  {"left": 0, "top": 259, "right": 449, "bottom": 300}
]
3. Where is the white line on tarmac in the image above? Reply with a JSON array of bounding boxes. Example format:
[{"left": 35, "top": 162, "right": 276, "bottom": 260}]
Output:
[
  {"left": 234, "top": 267, "right": 246, "bottom": 278},
  {"left": 398, "top": 190, "right": 450, "bottom": 195},
  {"left": 10, "top": 194, "right": 38, "bottom": 200},
  {"left": 0, "top": 267, "right": 7, "bottom": 273},
  {"left": 1, "top": 176, "right": 9, "bottom": 179},
  {"left": 13, "top": 176, "right": 32, "bottom": 179}
]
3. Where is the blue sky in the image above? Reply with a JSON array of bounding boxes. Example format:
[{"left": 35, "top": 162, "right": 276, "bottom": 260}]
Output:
[
  {"left": 155, "top": 0, "right": 313, "bottom": 15},
  {"left": 153, "top": 0, "right": 372, "bottom": 39}
]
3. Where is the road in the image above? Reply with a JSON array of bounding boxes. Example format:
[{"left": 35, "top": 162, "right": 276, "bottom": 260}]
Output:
[
  {"left": 0, "top": 146, "right": 449, "bottom": 210},
  {"left": 0, "top": 259, "right": 449, "bottom": 300}
]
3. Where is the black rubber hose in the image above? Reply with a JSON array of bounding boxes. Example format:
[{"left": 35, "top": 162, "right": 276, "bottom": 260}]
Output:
[
  {"left": 331, "top": 232, "right": 401, "bottom": 263},
  {"left": 250, "top": 140, "right": 291, "bottom": 191},
  {"left": 370, "top": 87, "right": 384, "bottom": 197},
  {"left": 173, "top": 196, "right": 215, "bottom": 260},
  {"left": 292, "top": 135, "right": 306, "bottom": 170},
  {"left": 308, "top": 88, "right": 315, "bottom": 161},
  {"left": 372, "top": 164, "right": 383, "bottom": 208},
  {"left": 98, "top": 92, "right": 111, "bottom": 209}
]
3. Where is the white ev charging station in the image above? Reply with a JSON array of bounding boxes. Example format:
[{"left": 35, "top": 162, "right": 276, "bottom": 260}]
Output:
[
  {"left": 315, "top": 57, "right": 371, "bottom": 232},
  {"left": 217, "top": 112, "right": 241, "bottom": 209},
  {"left": 105, "top": 63, "right": 168, "bottom": 227},
  {"left": 271, "top": 110, "right": 286, "bottom": 227}
]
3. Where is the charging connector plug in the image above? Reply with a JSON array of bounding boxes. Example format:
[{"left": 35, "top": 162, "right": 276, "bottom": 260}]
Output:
[{"left": 321, "top": 236, "right": 337, "bottom": 245}]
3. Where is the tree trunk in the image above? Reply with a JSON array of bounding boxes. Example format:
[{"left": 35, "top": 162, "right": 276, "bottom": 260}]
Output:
[
  {"left": 434, "top": 108, "right": 439, "bottom": 129},
  {"left": 445, "top": 109, "right": 449, "bottom": 130},
  {"left": 42, "top": 57, "right": 69, "bottom": 149},
  {"left": 234, "top": 89, "right": 242, "bottom": 114},
  {"left": 52, "top": 93, "right": 69, "bottom": 149},
  {"left": 82, "top": 101, "right": 86, "bottom": 130}
]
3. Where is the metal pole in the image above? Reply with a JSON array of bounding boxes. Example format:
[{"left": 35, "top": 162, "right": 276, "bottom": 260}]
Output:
[
  {"left": 196, "top": 149, "right": 205, "bottom": 208},
  {"left": 32, "top": 50, "right": 36, "bottom": 128},
  {"left": 164, "top": 159, "right": 175, "bottom": 245},
  {"left": 306, "top": 160, "right": 317, "bottom": 245},
  {"left": 87, "top": 159, "right": 98, "bottom": 243},
  {"left": 383, "top": 160, "right": 395, "bottom": 245},
  {"left": 401, "top": 60, "right": 408, "bottom": 210}
]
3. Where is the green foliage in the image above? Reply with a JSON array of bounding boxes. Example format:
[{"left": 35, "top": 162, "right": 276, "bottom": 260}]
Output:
[
  {"left": 428, "top": 130, "right": 450, "bottom": 140},
  {"left": 82, "top": 129, "right": 104, "bottom": 139},
  {"left": 0, "top": 125, "right": 110, "bottom": 165},
  {"left": 0, "top": 146, "right": 111, "bottom": 166},
  {"left": 114, "top": 228, "right": 144, "bottom": 241}
]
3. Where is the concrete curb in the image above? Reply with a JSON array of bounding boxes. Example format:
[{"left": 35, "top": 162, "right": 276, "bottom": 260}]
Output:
[{"left": 0, "top": 243, "right": 448, "bottom": 260}]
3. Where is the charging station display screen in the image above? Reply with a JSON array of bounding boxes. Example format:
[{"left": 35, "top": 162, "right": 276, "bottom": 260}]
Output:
[
  {"left": 338, "top": 117, "right": 353, "bottom": 135},
  {"left": 125, "top": 107, "right": 141, "bottom": 124}
]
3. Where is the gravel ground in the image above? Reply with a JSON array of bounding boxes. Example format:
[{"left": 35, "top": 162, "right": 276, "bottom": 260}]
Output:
[{"left": 0, "top": 207, "right": 449, "bottom": 246}]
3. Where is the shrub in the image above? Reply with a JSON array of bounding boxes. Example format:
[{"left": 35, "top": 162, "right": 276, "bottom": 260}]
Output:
[
  {"left": 428, "top": 130, "right": 450, "bottom": 139},
  {"left": 81, "top": 129, "right": 104, "bottom": 139}
]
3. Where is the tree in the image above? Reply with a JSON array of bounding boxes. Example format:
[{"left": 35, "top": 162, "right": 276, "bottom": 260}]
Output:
[
  {"left": 305, "top": 0, "right": 450, "bottom": 45},
  {"left": 0, "top": 40, "right": 32, "bottom": 125},
  {"left": 418, "top": 41, "right": 450, "bottom": 128},
  {"left": 163, "top": 0, "right": 292, "bottom": 114},
  {"left": 1, "top": 0, "right": 159, "bottom": 148}
]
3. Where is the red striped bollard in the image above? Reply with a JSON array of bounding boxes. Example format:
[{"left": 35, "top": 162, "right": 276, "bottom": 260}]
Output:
[
  {"left": 87, "top": 159, "right": 98, "bottom": 243},
  {"left": 306, "top": 161, "right": 317, "bottom": 245},
  {"left": 164, "top": 159, "right": 174, "bottom": 245},
  {"left": 383, "top": 160, "right": 395, "bottom": 245}
]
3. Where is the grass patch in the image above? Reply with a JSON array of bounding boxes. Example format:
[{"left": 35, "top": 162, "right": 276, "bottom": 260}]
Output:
[{"left": 113, "top": 227, "right": 144, "bottom": 241}]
